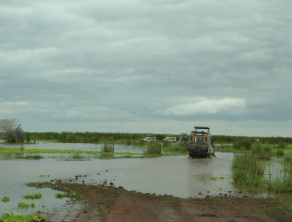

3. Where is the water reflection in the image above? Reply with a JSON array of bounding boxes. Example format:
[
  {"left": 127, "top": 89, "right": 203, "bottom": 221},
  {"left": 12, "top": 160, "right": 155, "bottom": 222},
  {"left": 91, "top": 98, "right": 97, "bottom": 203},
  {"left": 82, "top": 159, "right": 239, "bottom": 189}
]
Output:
[{"left": 0, "top": 142, "right": 145, "bottom": 153}]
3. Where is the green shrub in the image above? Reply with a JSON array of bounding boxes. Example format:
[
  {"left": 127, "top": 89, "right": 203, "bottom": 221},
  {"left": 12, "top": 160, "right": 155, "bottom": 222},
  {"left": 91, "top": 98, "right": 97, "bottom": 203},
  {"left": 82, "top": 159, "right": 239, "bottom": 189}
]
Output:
[{"left": 146, "top": 142, "right": 161, "bottom": 154}]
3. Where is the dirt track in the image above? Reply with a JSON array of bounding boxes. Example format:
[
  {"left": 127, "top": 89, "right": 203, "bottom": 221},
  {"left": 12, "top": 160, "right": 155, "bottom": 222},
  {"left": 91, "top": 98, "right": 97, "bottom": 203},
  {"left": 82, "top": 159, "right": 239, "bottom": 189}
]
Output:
[{"left": 42, "top": 183, "right": 291, "bottom": 222}]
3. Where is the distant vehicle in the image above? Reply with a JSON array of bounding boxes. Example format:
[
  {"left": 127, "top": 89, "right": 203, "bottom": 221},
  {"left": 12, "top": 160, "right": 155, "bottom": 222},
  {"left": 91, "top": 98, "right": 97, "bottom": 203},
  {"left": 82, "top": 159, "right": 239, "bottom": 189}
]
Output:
[
  {"left": 141, "top": 135, "right": 156, "bottom": 143},
  {"left": 187, "top": 126, "right": 215, "bottom": 158},
  {"left": 177, "top": 133, "right": 189, "bottom": 145},
  {"left": 162, "top": 137, "right": 176, "bottom": 143}
]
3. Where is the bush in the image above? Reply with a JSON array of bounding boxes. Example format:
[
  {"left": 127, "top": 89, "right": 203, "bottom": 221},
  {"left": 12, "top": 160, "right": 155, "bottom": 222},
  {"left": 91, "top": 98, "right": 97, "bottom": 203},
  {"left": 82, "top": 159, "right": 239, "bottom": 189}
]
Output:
[
  {"left": 101, "top": 143, "right": 114, "bottom": 152},
  {"left": 146, "top": 142, "right": 161, "bottom": 154}
]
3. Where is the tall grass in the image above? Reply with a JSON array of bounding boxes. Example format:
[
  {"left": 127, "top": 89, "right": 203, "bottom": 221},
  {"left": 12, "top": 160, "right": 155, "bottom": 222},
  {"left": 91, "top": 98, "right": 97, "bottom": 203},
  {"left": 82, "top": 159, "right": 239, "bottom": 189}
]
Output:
[
  {"left": 232, "top": 154, "right": 265, "bottom": 186},
  {"left": 266, "top": 173, "right": 292, "bottom": 193},
  {"left": 232, "top": 153, "right": 292, "bottom": 193},
  {"left": 234, "top": 139, "right": 252, "bottom": 150},
  {"left": 146, "top": 142, "right": 161, "bottom": 154},
  {"left": 251, "top": 144, "right": 272, "bottom": 159}
]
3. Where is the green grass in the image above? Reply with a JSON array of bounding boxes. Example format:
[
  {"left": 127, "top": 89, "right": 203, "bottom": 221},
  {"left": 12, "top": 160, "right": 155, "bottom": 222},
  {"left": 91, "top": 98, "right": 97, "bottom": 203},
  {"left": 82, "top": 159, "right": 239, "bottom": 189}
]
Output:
[
  {"left": 232, "top": 154, "right": 265, "bottom": 187},
  {"left": 23, "top": 193, "right": 42, "bottom": 200},
  {"left": 1, "top": 196, "right": 10, "bottom": 203},
  {"left": 70, "top": 190, "right": 77, "bottom": 197},
  {"left": 18, "top": 201, "right": 35, "bottom": 208},
  {"left": 0, "top": 213, "right": 47, "bottom": 222},
  {"left": 55, "top": 193, "right": 67, "bottom": 198},
  {"left": 232, "top": 152, "right": 292, "bottom": 193}
]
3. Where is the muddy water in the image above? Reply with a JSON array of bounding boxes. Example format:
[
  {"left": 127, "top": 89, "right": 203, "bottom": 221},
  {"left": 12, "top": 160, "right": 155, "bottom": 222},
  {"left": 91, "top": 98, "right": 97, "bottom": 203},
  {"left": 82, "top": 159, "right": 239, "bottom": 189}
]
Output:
[
  {"left": 0, "top": 142, "right": 144, "bottom": 153},
  {"left": 0, "top": 145, "right": 281, "bottom": 219}
]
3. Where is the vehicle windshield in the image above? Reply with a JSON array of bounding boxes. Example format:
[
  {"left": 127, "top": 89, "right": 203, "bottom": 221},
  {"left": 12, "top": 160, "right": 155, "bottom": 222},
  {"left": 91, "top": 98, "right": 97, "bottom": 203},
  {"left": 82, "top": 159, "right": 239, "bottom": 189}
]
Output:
[{"left": 195, "top": 136, "right": 205, "bottom": 143}]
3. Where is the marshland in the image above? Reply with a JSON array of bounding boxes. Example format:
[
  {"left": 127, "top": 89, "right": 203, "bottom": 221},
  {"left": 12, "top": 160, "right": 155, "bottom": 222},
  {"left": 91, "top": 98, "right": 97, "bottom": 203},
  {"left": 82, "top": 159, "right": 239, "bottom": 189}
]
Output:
[{"left": 1, "top": 132, "right": 292, "bottom": 221}]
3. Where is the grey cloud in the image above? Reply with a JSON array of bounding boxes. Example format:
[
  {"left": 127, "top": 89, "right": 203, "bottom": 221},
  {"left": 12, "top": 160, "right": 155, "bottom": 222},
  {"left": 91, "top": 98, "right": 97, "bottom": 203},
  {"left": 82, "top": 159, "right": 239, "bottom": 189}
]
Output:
[{"left": 0, "top": 0, "right": 291, "bottom": 136}]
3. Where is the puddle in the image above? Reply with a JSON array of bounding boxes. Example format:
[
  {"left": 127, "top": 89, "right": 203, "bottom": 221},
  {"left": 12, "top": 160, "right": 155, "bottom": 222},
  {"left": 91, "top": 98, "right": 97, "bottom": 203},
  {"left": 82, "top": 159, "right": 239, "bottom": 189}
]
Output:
[{"left": 0, "top": 145, "right": 288, "bottom": 219}]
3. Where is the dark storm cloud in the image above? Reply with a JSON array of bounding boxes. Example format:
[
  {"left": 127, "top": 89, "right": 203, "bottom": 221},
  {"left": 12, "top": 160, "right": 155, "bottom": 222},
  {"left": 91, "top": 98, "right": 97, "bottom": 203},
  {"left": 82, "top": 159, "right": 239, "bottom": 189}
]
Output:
[{"left": 0, "top": 0, "right": 291, "bottom": 136}]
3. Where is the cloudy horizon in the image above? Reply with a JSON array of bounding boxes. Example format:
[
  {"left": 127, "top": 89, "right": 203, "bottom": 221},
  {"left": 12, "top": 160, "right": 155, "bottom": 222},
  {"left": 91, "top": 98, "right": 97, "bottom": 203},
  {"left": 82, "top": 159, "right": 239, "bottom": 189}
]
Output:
[{"left": 1, "top": 0, "right": 291, "bottom": 137}]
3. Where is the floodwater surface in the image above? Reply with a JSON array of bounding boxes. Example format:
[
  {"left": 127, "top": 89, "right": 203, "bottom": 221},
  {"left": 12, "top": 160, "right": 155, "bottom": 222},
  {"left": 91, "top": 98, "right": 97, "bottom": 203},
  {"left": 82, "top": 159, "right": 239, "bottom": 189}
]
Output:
[
  {"left": 0, "top": 142, "right": 144, "bottom": 153},
  {"left": 0, "top": 143, "right": 285, "bottom": 219}
]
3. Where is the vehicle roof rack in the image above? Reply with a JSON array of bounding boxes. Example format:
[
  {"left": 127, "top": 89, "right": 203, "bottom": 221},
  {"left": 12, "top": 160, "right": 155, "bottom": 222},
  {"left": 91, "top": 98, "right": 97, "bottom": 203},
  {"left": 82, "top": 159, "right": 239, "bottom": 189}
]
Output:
[{"left": 194, "top": 126, "right": 209, "bottom": 129}]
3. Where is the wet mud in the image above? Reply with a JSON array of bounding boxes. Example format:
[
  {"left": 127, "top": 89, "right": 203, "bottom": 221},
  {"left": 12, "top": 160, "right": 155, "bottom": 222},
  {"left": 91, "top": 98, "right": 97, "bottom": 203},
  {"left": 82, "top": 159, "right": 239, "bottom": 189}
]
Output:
[{"left": 30, "top": 182, "right": 291, "bottom": 222}]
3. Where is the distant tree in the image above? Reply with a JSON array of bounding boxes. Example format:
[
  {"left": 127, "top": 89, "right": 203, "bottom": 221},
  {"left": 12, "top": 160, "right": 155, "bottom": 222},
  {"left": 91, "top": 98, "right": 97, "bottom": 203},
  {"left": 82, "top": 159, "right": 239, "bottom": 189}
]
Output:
[{"left": 0, "top": 118, "right": 24, "bottom": 143}]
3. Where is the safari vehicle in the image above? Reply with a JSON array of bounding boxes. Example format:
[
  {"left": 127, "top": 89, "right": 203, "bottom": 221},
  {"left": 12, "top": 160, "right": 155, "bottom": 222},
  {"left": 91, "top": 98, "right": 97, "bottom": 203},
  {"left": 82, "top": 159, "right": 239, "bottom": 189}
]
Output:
[
  {"left": 177, "top": 133, "right": 189, "bottom": 145},
  {"left": 162, "top": 137, "right": 176, "bottom": 143},
  {"left": 187, "top": 126, "right": 215, "bottom": 158},
  {"left": 141, "top": 135, "right": 156, "bottom": 143}
]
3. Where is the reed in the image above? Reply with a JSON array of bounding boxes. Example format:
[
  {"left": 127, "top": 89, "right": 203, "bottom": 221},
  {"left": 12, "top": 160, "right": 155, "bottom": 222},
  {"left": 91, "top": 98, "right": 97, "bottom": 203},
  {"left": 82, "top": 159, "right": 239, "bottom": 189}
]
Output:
[
  {"left": 252, "top": 145, "right": 272, "bottom": 160},
  {"left": 232, "top": 154, "right": 265, "bottom": 186}
]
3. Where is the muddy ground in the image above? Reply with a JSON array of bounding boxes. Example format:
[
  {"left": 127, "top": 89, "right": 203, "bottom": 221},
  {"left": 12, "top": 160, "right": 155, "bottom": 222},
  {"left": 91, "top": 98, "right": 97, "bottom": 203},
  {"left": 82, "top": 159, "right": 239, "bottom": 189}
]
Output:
[{"left": 34, "top": 182, "right": 292, "bottom": 222}]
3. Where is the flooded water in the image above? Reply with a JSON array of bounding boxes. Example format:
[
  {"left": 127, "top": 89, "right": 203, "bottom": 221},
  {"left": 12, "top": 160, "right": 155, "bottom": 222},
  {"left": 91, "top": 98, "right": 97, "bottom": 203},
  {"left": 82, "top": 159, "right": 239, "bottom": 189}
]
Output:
[
  {"left": 0, "top": 142, "right": 286, "bottom": 219},
  {"left": 0, "top": 141, "right": 145, "bottom": 153}
]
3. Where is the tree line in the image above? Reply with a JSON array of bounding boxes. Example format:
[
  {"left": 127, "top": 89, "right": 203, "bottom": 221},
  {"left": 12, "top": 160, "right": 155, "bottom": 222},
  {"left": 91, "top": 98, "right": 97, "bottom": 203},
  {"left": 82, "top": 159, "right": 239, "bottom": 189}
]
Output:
[{"left": 1, "top": 118, "right": 291, "bottom": 144}]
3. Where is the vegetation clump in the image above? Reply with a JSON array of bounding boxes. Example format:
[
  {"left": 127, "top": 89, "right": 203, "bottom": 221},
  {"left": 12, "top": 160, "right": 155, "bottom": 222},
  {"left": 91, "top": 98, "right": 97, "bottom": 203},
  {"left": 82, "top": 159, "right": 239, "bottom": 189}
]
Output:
[
  {"left": 55, "top": 193, "right": 67, "bottom": 198},
  {"left": 252, "top": 145, "right": 272, "bottom": 159},
  {"left": 18, "top": 201, "right": 35, "bottom": 208},
  {"left": 146, "top": 142, "right": 161, "bottom": 154},
  {"left": 101, "top": 142, "right": 114, "bottom": 152},
  {"left": 232, "top": 154, "right": 265, "bottom": 186},
  {"left": 1, "top": 196, "right": 10, "bottom": 203},
  {"left": 23, "top": 193, "right": 42, "bottom": 200},
  {"left": 0, "top": 213, "right": 47, "bottom": 222}
]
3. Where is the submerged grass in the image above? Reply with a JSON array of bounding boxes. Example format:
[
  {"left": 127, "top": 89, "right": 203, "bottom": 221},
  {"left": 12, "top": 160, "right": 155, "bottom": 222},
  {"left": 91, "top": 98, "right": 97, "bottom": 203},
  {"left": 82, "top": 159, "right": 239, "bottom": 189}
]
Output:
[
  {"left": 17, "top": 154, "right": 44, "bottom": 159},
  {"left": 232, "top": 154, "right": 265, "bottom": 187},
  {"left": 0, "top": 147, "right": 142, "bottom": 156},
  {"left": 0, "top": 213, "right": 47, "bottom": 222},
  {"left": 232, "top": 153, "right": 292, "bottom": 193}
]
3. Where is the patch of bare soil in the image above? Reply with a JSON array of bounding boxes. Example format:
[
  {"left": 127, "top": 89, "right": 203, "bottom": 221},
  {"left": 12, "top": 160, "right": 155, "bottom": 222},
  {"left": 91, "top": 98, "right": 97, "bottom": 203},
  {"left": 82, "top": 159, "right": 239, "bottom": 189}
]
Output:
[{"left": 39, "top": 183, "right": 291, "bottom": 222}]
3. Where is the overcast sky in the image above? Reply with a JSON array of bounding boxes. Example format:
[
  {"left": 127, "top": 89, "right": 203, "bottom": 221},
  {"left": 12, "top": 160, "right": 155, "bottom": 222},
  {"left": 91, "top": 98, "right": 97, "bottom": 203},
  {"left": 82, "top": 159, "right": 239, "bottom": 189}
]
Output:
[{"left": 0, "top": 0, "right": 291, "bottom": 137}]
